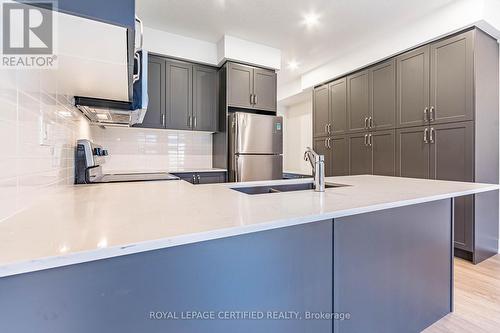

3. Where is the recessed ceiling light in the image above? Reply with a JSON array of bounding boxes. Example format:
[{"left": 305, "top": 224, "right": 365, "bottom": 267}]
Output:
[
  {"left": 302, "top": 11, "right": 320, "bottom": 29},
  {"left": 287, "top": 60, "right": 299, "bottom": 70}
]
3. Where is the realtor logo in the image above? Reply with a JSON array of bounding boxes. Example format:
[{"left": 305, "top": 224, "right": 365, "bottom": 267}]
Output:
[{"left": 1, "top": 0, "right": 56, "bottom": 67}]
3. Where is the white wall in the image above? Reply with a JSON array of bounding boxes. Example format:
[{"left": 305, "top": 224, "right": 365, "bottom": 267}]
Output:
[
  {"left": 220, "top": 35, "right": 281, "bottom": 70},
  {"left": 90, "top": 127, "right": 213, "bottom": 172},
  {"left": 278, "top": 99, "right": 313, "bottom": 175},
  {"left": 144, "top": 27, "right": 219, "bottom": 65},
  {"left": 0, "top": 67, "right": 91, "bottom": 222},
  {"left": 143, "top": 27, "right": 281, "bottom": 69}
]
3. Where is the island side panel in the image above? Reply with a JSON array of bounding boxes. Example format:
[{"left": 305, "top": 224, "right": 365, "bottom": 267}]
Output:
[
  {"left": 0, "top": 220, "right": 333, "bottom": 333},
  {"left": 474, "top": 190, "right": 499, "bottom": 263},
  {"left": 333, "top": 199, "right": 453, "bottom": 333}
]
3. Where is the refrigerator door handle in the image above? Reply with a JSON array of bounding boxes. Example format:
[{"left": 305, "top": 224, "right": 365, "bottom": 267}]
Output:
[{"left": 234, "top": 155, "right": 240, "bottom": 182}]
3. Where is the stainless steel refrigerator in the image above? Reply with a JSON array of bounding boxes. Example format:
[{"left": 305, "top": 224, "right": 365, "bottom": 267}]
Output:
[{"left": 228, "top": 112, "right": 283, "bottom": 182}]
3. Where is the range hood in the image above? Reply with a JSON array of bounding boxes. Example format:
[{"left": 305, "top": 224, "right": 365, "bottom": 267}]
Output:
[
  {"left": 74, "top": 17, "right": 149, "bottom": 126},
  {"left": 75, "top": 47, "right": 149, "bottom": 126}
]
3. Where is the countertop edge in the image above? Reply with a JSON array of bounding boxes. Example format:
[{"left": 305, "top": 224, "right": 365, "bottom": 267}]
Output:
[{"left": 0, "top": 184, "right": 497, "bottom": 278}]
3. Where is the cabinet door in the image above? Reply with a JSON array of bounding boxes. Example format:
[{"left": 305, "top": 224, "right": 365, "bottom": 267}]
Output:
[
  {"left": 396, "top": 45, "right": 430, "bottom": 128},
  {"left": 227, "top": 63, "right": 253, "bottom": 109},
  {"left": 193, "top": 65, "right": 217, "bottom": 131},
  {"left": 197, "top": 172, "right": 227, "bottom": 184},
  {"left": 347, "top": 70, "right": 370, "bottom": 132},
  {"left": 428, "top": 122, "right": 474, "bottom": 251},
  {"left": 253, "top": 68, "right": 277, "bottom": 111},
  {"left": 313, "top": 137, "right": 332, "bottom": 176},
  {"left": 331, "top": 136, "right": 349, "bottom": 176},
  {"left": 135, "top": 56, "right": 165, "bottom": 129},
  {"left": 371, "top": 130, "right": 396, "bottom": 176},
  {"left": 430, "top": 31, "right": 474, "bottom": 124},
  {"left": 171, "top": 173, "right": 196, "bottom": 184},
  {"left": 371, "top": 60, "right": 396, "bottom": 130},
  {"left": 429, "top": 122, "right": 473, "bottom": 182},
  {"left": 166, "top": 60, "right": 193, "bottom": 130},
  {"left": 329, "top": 78, "right": 347, "bottom": 135},
  {"left": 395, "top": 126, "right": 430, "bottom": 179},
  {"left": 348, "top": 133, "right": 372, "bottom": 175},
  {"left": 313, "top": 85, "right": 331, "bottom": 138}
]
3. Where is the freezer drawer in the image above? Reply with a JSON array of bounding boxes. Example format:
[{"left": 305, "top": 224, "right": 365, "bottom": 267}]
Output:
[
  {"left": 233, "top": 155, "right": 283, "bottom": 182},
  {"left": 230, "top": 112, "right": 283, "bottom": 154}
]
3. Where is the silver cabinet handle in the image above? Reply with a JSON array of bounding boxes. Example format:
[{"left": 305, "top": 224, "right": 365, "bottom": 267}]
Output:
[
  {"left": 197, "top": 175, "right": 201, "bottom": 183},
  {"left": 135, "top": 16, "right": 144, "bottom": 52},
  {"left": 325, "top": 124, "right": 329, "bottom": 134},
  {"left": 429, "top": 127, "right": 434, "bottom": 143},
  {"left": 429, "top": 106, "right": 435, "bottom": 122},
  {"left": 162, "top": 113, "right": 166, "bottom": 127},
  {"left": 368, "top": 133, "right": 372, "bottom": 146},
  {"left": 423, "top": 107, "right": 429, "bottom": 122},
  {"left": 364, "top": 117, "right": 368, "bottom": 129},
  {"left": 192, "top": 175, "right": 196, "bottom": 184},
  {"left": 133, "top": 52, "right": 141, "bottom": 83},
  {"left": 193, "top": 116, "right": 197, "bottom": 129},
  {"left": 327, "top": 137, "right": 332, "bottom": 149},
  {"left": 254, "top": 94, "right": 258, "bottom": 105},
  {"left": 369, "top": 117, "right": 373, "bottom": 129},
  {"left": 188, "top": 115, "right": 193, "bottom": 128},
  {"left": 324, "top": 138, "right": 328, "bottom": 148},
  {"left": 364, "top": 134, "right": 368, "bottom": 146},
  {"left": 424, "top": 128, "right": 429, "bottom": 143},
  {"left": 329, "top": 123, "right": 333, "bottom": 133}
]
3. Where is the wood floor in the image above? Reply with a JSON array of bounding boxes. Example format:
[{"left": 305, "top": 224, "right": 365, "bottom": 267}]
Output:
[{"left": 424, "top": 255, "right": 500, "bottom": 333}]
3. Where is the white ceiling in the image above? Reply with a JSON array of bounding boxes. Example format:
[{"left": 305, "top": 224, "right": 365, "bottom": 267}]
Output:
[{"left": 136, "top": 0, "right": 460, "bottom": 85}]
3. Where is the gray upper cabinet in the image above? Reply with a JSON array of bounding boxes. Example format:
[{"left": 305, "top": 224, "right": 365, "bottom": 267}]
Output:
[
  {"left": 348, "top": 132, "right": 372, "bottom": 175},
  {"left": 330, "top": 78, "right": 347, "bottom": 135},
  {"left": 166, "top": 60, "right": 193, "bottom": 131},
  {"left": 139, "top": 56, "right": 218, "bottom": 132},
  {"left": 370, "top": 60, "right": 396, "bottom": 131},
  {"left": 347, "top": 70, "right": 370, "bottom": 132},
  {"left": 331, "top": 135, "right": 349, "bottom": 176},
  {"left": 430, "top": 31, "right": 474, "bottom": 124},
  {"left": 371, "top": 130, "right": 396, "bottom": 176},
  {"left": 253, "top": 68, "right": 277, "bottom": 111},
  {"left": 136, "top": 55, "right": 165, "bottom": 129},
  {"left": 193, "top": 65, "right": 218, "bottom": 131},
  {"left": 228, "top": 63, "right": 254, "bottom": 109},
  {"left": 396, "top": 126, "right": 430, "bottom": 179},
  {"left": 227, "top": 62, "right": 277, "bottom": 111},
  {"left": 396, "top": 45, "right": 430, "bottom": 128},
  {"left": 313, "top": 84, "right": 330, "bottom": 138}
]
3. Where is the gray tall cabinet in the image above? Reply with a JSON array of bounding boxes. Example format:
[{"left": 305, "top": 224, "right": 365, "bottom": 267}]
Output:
[{"left": 313, "top": 27, "right": 499, "bottom": 263}]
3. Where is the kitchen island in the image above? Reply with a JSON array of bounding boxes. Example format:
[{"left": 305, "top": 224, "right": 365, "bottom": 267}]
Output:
[{"left": 0, "top": 175, "right": 498, "bottom": 332}]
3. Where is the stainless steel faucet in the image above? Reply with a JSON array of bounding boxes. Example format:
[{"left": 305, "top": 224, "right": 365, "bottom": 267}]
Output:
[{"left": 304, "top": 147, "right": 325, "bottom": 192}]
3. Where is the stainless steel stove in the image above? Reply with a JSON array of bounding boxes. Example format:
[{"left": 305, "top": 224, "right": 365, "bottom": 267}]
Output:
[{"left": 75, "top": 139, "right": 179, "bottom": 184}]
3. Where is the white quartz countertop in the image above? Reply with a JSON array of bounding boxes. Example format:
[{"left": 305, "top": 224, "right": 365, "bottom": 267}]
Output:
[{"left": 0, "top": 175, "right": 497, "bottom": 277}]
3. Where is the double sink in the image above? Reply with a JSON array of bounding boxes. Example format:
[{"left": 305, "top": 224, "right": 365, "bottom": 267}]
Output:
[{"left": 231, "top": 182, "right": 346, "bottom": 195}]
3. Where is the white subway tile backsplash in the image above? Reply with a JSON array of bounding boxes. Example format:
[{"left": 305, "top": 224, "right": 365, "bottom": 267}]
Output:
[
  {"left": 90, "top": 126, "right": 213, "bottom": 172},
  {"left": 0, "top": 68, "right": 91, "bottom": 222}
]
